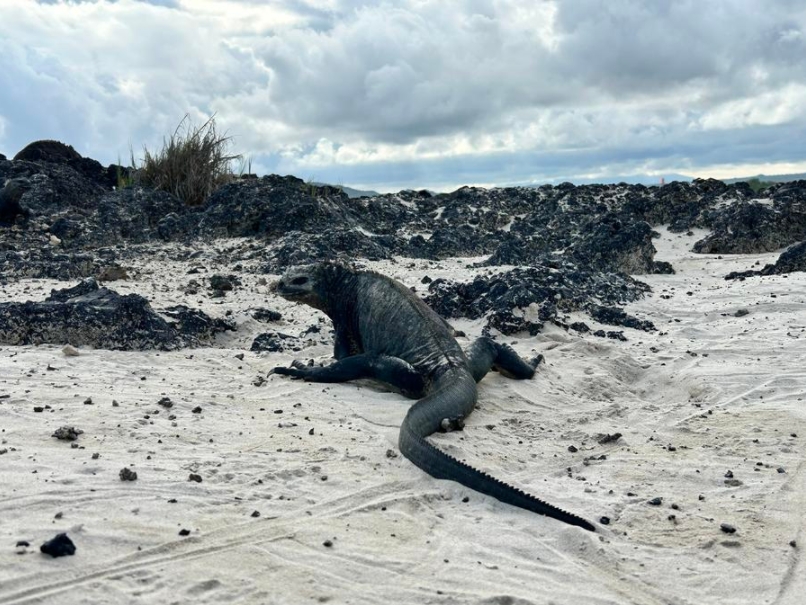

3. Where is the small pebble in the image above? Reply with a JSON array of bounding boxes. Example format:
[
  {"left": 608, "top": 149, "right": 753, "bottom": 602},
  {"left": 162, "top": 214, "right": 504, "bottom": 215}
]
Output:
[
  {"left": 178, "top": 529, "right": 191, "bottom": 536},
  {"left": 52, "top": 426, "right": 83, "bottom": 441},
  {"left": 192, "top": 406, "right": 202, "bottom": 414},
  {"left": 188, "top": 473, "right": 203, "bottom": 483},
  {"left": 83, "top": 397, "right": 93, "bottom": 405},
  {"left": 599, "top": 516, "right": 610, "bottom": 525},
  {"left": 119, "top": 467, "right": 138, "bottom": 481},
  {"left": 567, "top": 445, "right": 578, "bottom": 453},
  {"left": 323, "top": 540, "right": 333, "bottom": 548},
  {"left": 720, "top": 523, "right": 737, "bottom": 534},
  {"left": 648, "top": 497, "right": 663, "bottom": 506},
  {"left": 251, "top": 510, "right": 261, "bottom": 518}
]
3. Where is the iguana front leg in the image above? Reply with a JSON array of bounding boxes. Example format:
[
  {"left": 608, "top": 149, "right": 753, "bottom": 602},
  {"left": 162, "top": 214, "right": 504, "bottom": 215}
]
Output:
[
  {"left": 333, "top": 325, "right": 360, "bottom": 360},
  {"left": 273, "top": 354, "right": 426, "bottom": 398}
]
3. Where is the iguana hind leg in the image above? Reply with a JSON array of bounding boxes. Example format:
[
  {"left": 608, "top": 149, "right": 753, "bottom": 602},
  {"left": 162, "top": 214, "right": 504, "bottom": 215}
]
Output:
[
  {"left": 273, "top": 354, "right": 426, "bottom": 398},
  {"left": 466, "top": 336, "right": 543, "bottom": 382}
]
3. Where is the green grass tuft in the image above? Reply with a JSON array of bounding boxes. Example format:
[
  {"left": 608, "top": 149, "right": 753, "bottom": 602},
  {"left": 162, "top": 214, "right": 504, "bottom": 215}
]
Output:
[{"left": 135, "top": 114, "right": 241, "bottom": 206}]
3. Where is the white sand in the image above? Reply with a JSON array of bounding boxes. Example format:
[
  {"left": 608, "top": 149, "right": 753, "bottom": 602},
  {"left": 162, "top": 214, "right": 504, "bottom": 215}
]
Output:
[{"left": 1, "top": 229, "right": 804, "bottom": 604}]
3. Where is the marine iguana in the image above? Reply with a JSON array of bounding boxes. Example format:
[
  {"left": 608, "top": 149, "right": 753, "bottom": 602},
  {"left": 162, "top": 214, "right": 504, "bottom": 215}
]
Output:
[{"left": 273, "top": 262, "right": 594, "bottom": 531}]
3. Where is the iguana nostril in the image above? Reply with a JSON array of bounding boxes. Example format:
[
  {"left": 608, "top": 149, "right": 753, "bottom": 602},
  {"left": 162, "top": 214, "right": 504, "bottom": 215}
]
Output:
[{"left": 291, "top": 277, "right": 308, "bottom": 286}]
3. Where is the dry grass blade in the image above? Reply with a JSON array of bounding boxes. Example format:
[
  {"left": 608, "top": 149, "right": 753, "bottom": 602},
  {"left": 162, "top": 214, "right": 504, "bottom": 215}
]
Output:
[{"left": 136, "top": 115, "right": 241, "bottom": 206}]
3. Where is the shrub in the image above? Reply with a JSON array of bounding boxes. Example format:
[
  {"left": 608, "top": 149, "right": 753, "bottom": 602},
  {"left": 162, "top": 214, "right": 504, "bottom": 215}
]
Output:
[{"left": 136, "top": 115, "right": 241, "bottom": 206}]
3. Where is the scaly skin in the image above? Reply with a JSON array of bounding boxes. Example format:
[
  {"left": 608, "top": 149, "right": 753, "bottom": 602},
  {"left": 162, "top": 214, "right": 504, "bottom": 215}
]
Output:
[{"left": 273, "top": 262, "right": 595, "bottom": 531}]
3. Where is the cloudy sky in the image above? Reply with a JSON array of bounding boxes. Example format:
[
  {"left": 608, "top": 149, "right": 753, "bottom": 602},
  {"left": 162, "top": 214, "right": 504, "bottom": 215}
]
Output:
[{"left": 1, "top": 0, "right": 805, "bottom": 191}]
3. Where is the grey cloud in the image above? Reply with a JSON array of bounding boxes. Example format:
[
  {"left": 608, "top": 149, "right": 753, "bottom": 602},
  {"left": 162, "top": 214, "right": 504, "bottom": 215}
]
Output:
[
  {"left": 1, "top": 0, "right": 804, "bottom": 190},
  {"left": 246, "top": 0, "right": 806, "bottom": 148}
]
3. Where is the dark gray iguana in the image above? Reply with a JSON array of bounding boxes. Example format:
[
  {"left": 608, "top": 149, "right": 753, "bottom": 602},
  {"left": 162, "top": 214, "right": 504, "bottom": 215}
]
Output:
[{"left": 273, "top": 262, "right": 595, "bottom": 531}]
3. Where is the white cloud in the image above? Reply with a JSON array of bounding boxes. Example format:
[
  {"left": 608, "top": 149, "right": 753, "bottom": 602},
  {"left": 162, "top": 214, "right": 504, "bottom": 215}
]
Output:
[{"left": 697, "top": 84, "right": 806, "bottom": 130}]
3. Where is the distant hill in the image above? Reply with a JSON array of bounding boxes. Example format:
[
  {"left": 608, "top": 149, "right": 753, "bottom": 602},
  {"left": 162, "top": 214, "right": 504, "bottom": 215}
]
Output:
[
  {"left": 314, "top": 182, "right": 380, "bottom": 198},
  {"left": 522, "top": 173, "right": 694, "bottom": 187},
  {"left": 723, "top": 172, "right": 806, "bottom": 185}
]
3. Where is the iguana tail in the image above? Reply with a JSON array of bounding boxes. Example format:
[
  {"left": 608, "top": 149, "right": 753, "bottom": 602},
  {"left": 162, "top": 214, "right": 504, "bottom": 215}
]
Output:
[{"left": 398, "top": 368, "right": 595, "bottom": 532}]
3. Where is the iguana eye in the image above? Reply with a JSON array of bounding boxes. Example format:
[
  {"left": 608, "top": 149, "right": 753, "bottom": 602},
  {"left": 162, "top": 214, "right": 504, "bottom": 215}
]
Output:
[{"left": 291, "top": 276, "right": 309, "bottom": 286}]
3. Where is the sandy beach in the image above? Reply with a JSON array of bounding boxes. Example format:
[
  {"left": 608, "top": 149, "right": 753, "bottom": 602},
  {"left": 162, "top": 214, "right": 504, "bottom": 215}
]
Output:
[{"left": 0, "top": 227, "right": 803, "bottom": 605}]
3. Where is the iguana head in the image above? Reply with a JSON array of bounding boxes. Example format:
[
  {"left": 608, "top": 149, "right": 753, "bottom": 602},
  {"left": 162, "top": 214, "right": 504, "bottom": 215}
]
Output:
[{"left": 274, "top": 262, "right": 352, "bottom": 313}]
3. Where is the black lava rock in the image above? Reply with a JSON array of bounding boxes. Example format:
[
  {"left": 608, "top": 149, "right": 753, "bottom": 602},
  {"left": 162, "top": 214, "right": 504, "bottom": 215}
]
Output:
[
  {"left": 119, "top": 467, "right": 138, "bottom": 481},
  {"left": 52, "top": 426, "right": 83, "bottom": 441},
  {"left": 726, "top": 239, "right": 806, "bottom": 280},
  {"left": 0, "top": 178, "right": 33, "bottom": 225},
  {"left": 251, "top": 331, "right": 303, "bottom": 353},
  {"left": 0, "top": 278, "right": 231, "bottom": 350},
  {"left": 424, "top": 263, "right": 651, "bottom": 336},
  {"left": 695, "top": 183, "right": 806, "bottom": 254},
  {"left": 250, "top": 308, "right": 282, "bottom": 322},
  {"left": 40, "top": 533, "right": 76, "bottom": 557}
]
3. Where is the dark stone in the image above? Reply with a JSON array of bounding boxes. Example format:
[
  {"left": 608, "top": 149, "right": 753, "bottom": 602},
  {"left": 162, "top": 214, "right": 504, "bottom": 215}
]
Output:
[
  {"left": 0, "top": 178, "right": 33, "bottom": 225},
  {"left": 589, "top": 305, "right": 656, "bottom": 332},
  {"left": 52, "top": 426, "right": 83, "bottom": 441},
  {"left": 720, "top": 523, "right": 737, "bottom": 534},
  {"left": 40, "top": 533, "right": 76, "bottom": 557},
  {"left": 119, "top": 467, "right": 138, "bottom": 481},
  {"left": 597, "top": 433, "right": 622, "bottom": 444},
  {"left": 160, "top": 305, "right": 236, "bottom": 342},
  {"left": 209, "top": 274, "right": 235, "bottom": 291},
  {"left": 250, "top": 308, "right": 282, "bottom": 322},
  {"left": 251, "top": 331, "right": 303, "bottom": 352},
  {"left": 648, "top": 497, "right": 663, "bottom": 506},
  {"left": 188, "top": 473, "right": 202, "bottom": 483}
]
